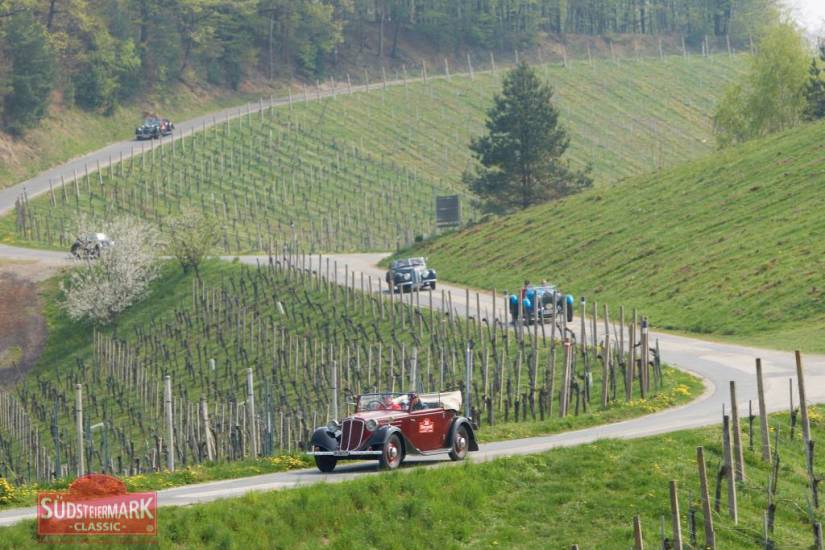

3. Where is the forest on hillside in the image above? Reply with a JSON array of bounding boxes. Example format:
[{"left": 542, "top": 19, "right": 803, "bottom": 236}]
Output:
[{"left": 0, "top": 0, "right": 776, "bottom": 135}]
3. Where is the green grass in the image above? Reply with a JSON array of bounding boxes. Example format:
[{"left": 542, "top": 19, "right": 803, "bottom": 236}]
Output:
[
  {"left": 402, "top": 119, "right": 825, "bottom": 353},
  {"left": 2, "top": 407, "right": 822, "bottom": 548},
  {"left": 0, "top": 54, "right": 745, "bottom": 253}
]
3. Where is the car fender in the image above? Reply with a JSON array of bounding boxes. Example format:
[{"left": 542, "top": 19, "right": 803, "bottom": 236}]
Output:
[
  {"left": 367, "top": 425, "right": 407, "bottom": 455},
  {"left": 310, "top": 428, "right": 339, "bottom": 451},
  {"left": 448, "top": 417, "right": 479, "bottom": 452}
]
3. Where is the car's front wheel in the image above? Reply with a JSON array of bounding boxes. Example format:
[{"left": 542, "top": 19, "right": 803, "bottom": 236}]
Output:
[
  {"left": 430, "top": 282, "right": 436, "bottom": 290},
  {"left": 314, "top": 454, "right": 337, "bottom": 473},
  {"left": 379, "top": 433, "right": 403, "bottom": 470},
  {"left": 449, "top": 424, "right": 469, "bottom": 461}
]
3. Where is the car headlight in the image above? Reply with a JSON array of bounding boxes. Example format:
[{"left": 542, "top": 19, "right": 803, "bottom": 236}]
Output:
[
  {"left": 403, "top": 273, "right": 411, "bottom": 280},
  {"left": 327, "top": 420, "right": 340, "bottom": 432},
  {"left": 365, "top": 419, "right": 378, "bottom": 431}
]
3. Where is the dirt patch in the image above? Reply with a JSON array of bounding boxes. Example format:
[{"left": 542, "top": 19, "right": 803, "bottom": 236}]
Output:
[{"left": 0, "top": 268, "right": 50, "bottom": 386}]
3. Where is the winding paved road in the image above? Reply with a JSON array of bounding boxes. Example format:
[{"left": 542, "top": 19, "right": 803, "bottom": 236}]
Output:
[
  {"left": 0, "top": 248, "right": 823, "bottom": 527},
  {"left": 0, "top": 90, "right": 823, "bottom": 526}
]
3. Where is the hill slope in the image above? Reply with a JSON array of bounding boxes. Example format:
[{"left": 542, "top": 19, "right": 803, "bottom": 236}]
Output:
[
  {"left": 404, "top": 120, "right": 825, "bottom": 352},
  {"left": 0, "top": 54, "right": 744, "bottom": 253}
]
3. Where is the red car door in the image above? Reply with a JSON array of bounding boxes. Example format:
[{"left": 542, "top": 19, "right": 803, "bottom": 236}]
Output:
[{"left": 405, "top": 408, "right": 451, "bottom": 451}]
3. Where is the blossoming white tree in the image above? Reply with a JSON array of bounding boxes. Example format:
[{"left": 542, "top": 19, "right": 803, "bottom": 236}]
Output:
[{"left": 61, "top": 216, "right": 161, "bottom": 324}]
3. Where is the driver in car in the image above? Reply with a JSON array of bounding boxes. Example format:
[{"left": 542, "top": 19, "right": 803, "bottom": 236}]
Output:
[{"left": 382, "top": 395, "right": 403, "bottom": 410}]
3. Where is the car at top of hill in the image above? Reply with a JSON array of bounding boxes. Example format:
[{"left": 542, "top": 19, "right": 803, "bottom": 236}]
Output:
[
  {"left": 307, "top": 390, "right": 478, "bottom": 472},
  {"left": 510, "top": 284, "right": 574, "bottom": 323},
  {"left": 135, "top": 117, "right": 174, "bottom": 140},
  {"left": 70, "top": 233, "right": 113, "bottom": 259},
  {"left": 385, "top": 257, "right": 436, "bottom": 292}
]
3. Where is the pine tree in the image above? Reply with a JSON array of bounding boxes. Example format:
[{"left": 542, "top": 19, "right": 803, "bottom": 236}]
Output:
[
  {"left": 466, "top": 62, "right": 591, "bottom": 212},
  {"left": 804, "top": 44, "right": 825, "bottom": 121}
]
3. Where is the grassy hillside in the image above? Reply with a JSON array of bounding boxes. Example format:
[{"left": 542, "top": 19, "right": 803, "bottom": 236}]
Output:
[
  {"left": 404, "top": 120, "right": 825, "bottom": 353},
  {"left": 0, "top": 54, "right": 745, "bottom": 253},
  {"left": 3, "top": 407, "right": 821, "bottom": 549}
]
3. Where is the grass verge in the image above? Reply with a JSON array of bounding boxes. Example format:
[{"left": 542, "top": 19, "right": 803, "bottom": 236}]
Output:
[{"left": 2, "top": 406, "right": 822, "bottom": 548}]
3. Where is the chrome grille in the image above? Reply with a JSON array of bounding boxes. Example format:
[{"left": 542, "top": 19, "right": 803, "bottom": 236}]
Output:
[{"left": 340, "top": 419, "right": 366, "bottom": 451}]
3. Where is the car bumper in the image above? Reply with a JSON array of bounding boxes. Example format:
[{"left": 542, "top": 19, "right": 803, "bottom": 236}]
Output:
[
  {"left": 307, "top": 450, "right": 383, "bottom": 458},
  {"left": 393, "top": 280, "right": 435, "bottom": 288}
]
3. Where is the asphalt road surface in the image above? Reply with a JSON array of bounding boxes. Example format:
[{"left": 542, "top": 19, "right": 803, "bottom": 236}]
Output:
[{"left": 0, "top": 91, "right": 822, "bottom": 525}]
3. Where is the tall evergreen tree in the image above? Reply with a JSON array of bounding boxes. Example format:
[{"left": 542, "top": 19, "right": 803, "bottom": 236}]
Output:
[
  {"left": 3, "top": 11, "right": 56, "bottom": 134},
  {"left": 804, "top": 44, "right": 825, "bottom": 121},
  {"left": 466, "top": 62, "right": 591, "bottom": 212}
]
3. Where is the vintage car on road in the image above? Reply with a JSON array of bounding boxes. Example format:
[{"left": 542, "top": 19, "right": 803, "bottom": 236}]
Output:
[
  {"left": 135, "top": 117, "right": 174, "bottom": 140},
  {"left": 385, "top": 257, "right": 436, "bottom": 293},
  {"left": 70, "top": 233, "right": 113, "bottom": 259},
  {"left": 308, "top": 390, "right": 477, "bottom": 472},
  {"left": 509, "top": 284, "right": 575, "bottom": 323}
]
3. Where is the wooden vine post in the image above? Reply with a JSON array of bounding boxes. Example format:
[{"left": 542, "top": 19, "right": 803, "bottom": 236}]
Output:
[
  {"left": 246, "top": 368, "right": 258, "bottom": 457},
  {"left": 633, "top": 515, "right": 644, "bottom": 550},
  {"left": 722, "top": 414, "right": 738, "bottom": 523},
  {"left": 756, "top": 358, "right": 771, "bottom": 463},
  {"left": 670, "top": 480, "right": 683, "bottom": 550},
  {"left": 75, "top": 384, "right": 85, "bottom": 476},
  {"left": 729, "top": 381, "right": 746, "bottom": 482},
  {"left": 697, "top": 446, "right": 716, "bottom": 549},
  {"left": 164, "top": 375, "right": 174, "bottom": 471}
]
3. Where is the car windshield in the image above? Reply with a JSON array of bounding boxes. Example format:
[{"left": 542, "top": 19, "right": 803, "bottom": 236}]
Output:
[
  {"left": 534, "top": 286, "right": 557, "bottom": 295},
  {"left": 392, "top": 258, "right": 424, "bottom": 269},
  {"left": 356, "top": 393, "right": 410, "bottom": 412},
  {"left": 143, "top": 118, "right": 159, "bottom": 126}
]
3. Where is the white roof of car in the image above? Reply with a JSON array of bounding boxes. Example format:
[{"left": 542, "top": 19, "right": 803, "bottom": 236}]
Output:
[{"left": 418, "top": 390, "right": 462, "bottom": 412}]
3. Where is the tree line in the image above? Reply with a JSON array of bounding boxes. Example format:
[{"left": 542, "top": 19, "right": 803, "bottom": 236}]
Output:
[
  {"left": 714, "top": 23, "right": 825, "bottom": 147},
  {"left": 0, "top": 0, "right": 775, "bottom": 136},
  {"left": 373, "top": 0, "right": 776, "bottom": 51}
]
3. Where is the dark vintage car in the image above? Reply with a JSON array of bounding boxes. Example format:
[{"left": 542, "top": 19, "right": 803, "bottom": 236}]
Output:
[
  {"left": 385, "top": 257, "right": 436, "bottom": 292},
  {"left": 308, "top": 391, "right": 478, "bottom": 472},
  {"left": 509, "top": 284, "right": 575, "bottom": 323},
  {"left": 70, "top": 232, "right": 114, "bottom": 259},
  {"left": 135, "top": 117, "right": 174, "bottom": 140}
]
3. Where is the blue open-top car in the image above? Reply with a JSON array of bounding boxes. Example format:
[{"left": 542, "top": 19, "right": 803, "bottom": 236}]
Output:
[{"left": 509, "top": 285, "right": 574, "bottom": 323}]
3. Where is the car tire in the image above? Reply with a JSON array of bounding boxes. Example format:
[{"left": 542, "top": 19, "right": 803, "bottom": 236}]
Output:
[
  {"left": 314, "top": 454, "right": 337, "bottom": 473},
  {"left": 70, "top": 243, "right": 81, "bottom": 258},
  {"left": 567, "top": 307, "right": 574, "bottom": 323},
  {"left": 379, "top": 433, "right": 403, "bottom": 470},
  {"left": 449, "top": 424, "right": 470, "bottom": 461},
  {"left": 430, "top": 282, "right": 436, "bottom": 290}
]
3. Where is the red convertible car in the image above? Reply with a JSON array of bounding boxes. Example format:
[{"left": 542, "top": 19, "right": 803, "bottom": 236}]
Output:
[{"left": 308, "top": 391, "right": 478, "bottom": 472}]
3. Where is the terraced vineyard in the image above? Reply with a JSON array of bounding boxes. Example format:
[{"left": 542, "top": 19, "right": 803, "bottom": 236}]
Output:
[
  {"left": 2, "top": 54, "right": 745, "bottom": 253},
  {"left": 0, "top": 258, "right": 696, "bottom": 485}
]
